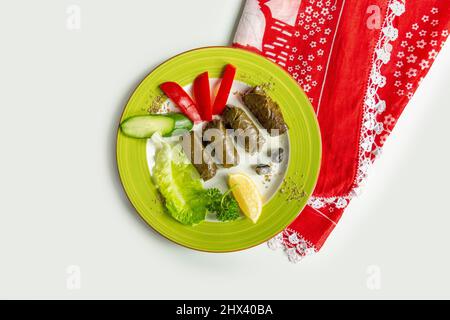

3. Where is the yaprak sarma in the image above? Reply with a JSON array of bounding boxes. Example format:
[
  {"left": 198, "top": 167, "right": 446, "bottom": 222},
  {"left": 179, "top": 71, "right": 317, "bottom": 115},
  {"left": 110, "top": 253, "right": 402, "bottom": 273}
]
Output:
[
  {"left": 222, "top": 105, "right": 265, "bottom": 154},
  {"left": 242, "top": 87, "right": 288, "bottom": 136},
  {"left": 182, "top": 131, "right": 217, "bottom": 181},
  {"left": 204, "top": 119, "right": 239, "bottom": 168}
]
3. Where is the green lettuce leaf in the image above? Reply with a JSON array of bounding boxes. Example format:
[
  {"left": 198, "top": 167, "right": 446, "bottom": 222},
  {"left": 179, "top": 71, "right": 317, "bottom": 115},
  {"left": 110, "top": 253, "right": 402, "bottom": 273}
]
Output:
[{"left": 152, "top": 141, "right": 207, "bottom": 225}]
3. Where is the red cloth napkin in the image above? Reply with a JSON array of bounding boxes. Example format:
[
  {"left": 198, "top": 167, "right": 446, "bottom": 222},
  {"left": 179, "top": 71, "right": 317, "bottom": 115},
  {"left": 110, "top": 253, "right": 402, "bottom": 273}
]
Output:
[{"left": 233, "top": 0, "right": 449, "bottom": 262}]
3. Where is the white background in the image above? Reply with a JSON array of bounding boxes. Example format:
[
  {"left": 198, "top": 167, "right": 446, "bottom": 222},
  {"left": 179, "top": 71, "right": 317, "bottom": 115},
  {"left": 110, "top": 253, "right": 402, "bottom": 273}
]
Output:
[{"left": 0, "top": 0, "right": 449, "bottom": 299}]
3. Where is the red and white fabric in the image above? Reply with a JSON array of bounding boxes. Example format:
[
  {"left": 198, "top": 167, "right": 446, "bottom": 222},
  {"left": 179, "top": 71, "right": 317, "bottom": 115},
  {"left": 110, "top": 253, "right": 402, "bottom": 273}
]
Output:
[{"left": 233, "top": 0, "right": 450, "bottom": 262}]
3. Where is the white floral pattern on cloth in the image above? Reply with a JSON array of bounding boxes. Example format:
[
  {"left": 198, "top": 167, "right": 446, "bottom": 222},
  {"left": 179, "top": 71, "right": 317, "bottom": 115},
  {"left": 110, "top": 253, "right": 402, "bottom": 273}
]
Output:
[
  {"left": 308, "top": 195, "right": 351, "bottom": 210},
  {"left": 267, "top": 228, "right": 316, "bottom": 262},
  {"left": 289, "top": 0, "right": 339, "bottom": 103},
  {"left": 307, "top": 0, "right": 406, "bottom": 211},
  {"left": 390, "top": 6, "right": 448, "bottom": 100},
  {"left": 373, "top": 5, "right": 449, "bottom": 152}
]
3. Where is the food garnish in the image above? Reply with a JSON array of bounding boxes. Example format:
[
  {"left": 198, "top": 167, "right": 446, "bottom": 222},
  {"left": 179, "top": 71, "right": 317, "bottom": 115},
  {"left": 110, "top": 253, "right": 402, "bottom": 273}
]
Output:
[
  {"left": 152, "top": 136, "right": 207, "bottom": 225},
  {"left": 167, "top": 113, "right": 194, "bottom": 136},
  {"left": 120, "top": 113, "right": 192, "bottom": 139},
  {"left": 147, "top": 94, "right": 165, "bottom": 114},
  {"left": 212, "top": 64, "right": 236, "bottom": 115},
  {"left": 279, "top": 176, "right": 306, "bottom": 202},
  {"left": 205, "top": 188, "right": 240, "bottom": 222},
  {"left": 160, "top": 82, "right": 202, "bottom": 123},
  {"left": 193, "top": 72, "right": 213, "bottom": 121},
  {"left": 228, "top": 173, "right": 263, "bottom": 223}
]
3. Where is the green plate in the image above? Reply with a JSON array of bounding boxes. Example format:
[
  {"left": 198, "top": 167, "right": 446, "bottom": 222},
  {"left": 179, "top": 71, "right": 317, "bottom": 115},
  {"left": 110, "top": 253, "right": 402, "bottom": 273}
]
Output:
[{"left": 116, "top": 47, "right": 321, "bottom": 252}]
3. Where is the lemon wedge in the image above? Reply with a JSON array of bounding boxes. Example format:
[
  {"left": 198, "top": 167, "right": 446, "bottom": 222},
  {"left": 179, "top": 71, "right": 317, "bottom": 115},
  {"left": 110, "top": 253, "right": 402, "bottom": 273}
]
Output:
[{"left": 228, "top": 173, "right": 263, "bottom": 223}]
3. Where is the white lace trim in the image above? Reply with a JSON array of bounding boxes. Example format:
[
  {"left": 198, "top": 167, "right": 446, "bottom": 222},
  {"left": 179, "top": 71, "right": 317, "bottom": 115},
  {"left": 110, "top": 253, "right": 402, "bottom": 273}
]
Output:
[
  {"left": 267, "top": 229, "right": 317, "bottom": 263},
  {"left": 307, "top": 0, "right": 405, "bottom": 210}
]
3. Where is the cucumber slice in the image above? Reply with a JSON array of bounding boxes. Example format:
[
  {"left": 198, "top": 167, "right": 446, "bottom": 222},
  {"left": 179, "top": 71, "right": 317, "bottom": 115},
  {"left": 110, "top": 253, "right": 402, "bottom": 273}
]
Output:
[
  {"left": 120, "top": 115, "right": 175, "bottom": 139},
  {"left": 164, "top": 113, "right": 193, "bottom": 136}
]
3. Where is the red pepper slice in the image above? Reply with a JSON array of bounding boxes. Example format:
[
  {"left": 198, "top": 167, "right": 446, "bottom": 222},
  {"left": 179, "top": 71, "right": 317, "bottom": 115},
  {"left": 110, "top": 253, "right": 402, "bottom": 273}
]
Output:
[
  {"left": 160, "top": 82, "right": 202, "bottom": 123},
  {"left": 193, "top": 72, "right": 212, "bottom": 121},
  {"left": 212, "top": 64, "right": 236, "bottom": 115}
]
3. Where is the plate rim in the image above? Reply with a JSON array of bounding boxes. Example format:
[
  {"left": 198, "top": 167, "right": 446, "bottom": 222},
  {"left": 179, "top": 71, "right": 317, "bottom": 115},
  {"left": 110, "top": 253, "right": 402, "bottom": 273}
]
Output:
[{"left": 115, "top": 46, "right": 322, "bottom": 253}]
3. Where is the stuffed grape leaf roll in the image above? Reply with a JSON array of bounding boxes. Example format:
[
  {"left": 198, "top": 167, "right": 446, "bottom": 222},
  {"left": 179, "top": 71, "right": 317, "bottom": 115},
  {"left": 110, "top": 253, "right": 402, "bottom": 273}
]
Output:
[
  {"left": 242, "top": 86, "right": 288, "bottom": 136},
  {"left": 222, "top": 105, "right": 265, "bottom": 155},
  {"left": 181, "top": 131, "right": 217, "bottom": 181},
  {"left": 204, "top": 119, "right": 240, "bottom": 168}
]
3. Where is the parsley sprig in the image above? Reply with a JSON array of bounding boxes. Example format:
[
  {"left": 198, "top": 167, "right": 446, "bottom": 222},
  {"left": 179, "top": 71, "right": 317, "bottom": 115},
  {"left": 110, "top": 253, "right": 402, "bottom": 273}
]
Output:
[{"left": 205, "top": 188, "right": 240, "bottom": 222}]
